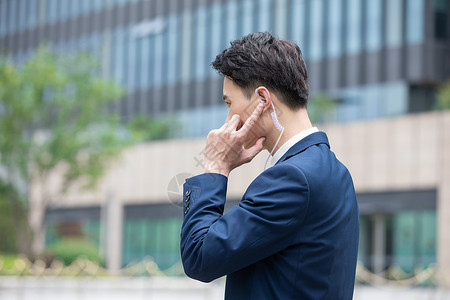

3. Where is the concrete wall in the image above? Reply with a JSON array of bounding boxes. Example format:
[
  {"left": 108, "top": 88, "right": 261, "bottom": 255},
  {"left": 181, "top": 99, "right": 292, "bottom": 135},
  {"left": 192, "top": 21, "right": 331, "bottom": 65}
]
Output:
[
  {"left": 31, "top": 111, "right": 450, "bottom": 285},
  {"left": 1, "top": 277, "right": 450, "bottom": 300},
  {"left": 33, "top": 111, "right": 449, "bottom": 205},
  {"left": 0, "top": 277, "right": 225, "bottom": 300}
]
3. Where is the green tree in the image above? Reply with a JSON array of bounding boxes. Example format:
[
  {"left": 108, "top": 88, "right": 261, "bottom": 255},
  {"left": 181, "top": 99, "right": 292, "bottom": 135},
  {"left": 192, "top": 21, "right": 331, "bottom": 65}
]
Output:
[
  {"left": 0, "top": 48, "right": 173, "bottom": 255},
  {"left": 308, "top": 93, "right": 337, "bottom": 124},
  {"left": 435, "top": 81, "right": 450, "bottom": 110}
]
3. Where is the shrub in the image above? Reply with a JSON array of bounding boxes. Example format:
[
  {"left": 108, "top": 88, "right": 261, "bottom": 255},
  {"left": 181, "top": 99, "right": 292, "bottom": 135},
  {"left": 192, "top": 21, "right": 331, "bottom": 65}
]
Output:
[{"left": 47, "top": 238, "right": 104, "bottom": 266}]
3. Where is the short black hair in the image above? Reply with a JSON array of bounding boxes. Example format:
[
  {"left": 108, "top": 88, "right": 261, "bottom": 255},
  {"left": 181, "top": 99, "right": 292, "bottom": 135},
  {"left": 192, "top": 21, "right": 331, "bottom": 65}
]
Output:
[{"left": 211, "top": 32, "right": 309, "bottom": 109}]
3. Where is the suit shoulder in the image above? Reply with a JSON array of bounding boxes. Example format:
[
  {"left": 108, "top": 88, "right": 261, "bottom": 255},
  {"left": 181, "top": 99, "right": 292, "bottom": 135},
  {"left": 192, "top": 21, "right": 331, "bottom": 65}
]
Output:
[{"left": 254, "top": 161, "right": 309, "bottom": 186}]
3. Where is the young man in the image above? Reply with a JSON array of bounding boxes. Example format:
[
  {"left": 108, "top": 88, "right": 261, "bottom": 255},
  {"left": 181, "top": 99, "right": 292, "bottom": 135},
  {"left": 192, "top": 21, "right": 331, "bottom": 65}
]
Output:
[{"left": 180, "top": 32, "right": 359, "bottom": 299}]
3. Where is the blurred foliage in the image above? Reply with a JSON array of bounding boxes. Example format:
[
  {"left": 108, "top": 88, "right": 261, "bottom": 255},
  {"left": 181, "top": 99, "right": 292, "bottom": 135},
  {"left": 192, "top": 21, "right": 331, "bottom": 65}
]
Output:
[
  {"left": 47, "top": 238, "right": 104, "bottom": 267},
  {"left": 127, "top": 114, "right": 177, "bottom": 142},
  {"left": 308, "top": 93, "right": 337, "bottom": 124},
  {"left": 0, "top": 253, "right": 184, "bottom": 277},
  {"left": 435, "top": 81, "right": 450, "bottom": 110},
  {"left": 0, "top": 47, "right": 175, "bottom": 254},
  {"left": 0, "top": 253, "right": 19, "bottom": 269},
  {"left": 0, "top": 186, "right": 16, "bottom": 253},
  {"left": 0, "top": 182, "right": 30, "bottom": 254}
]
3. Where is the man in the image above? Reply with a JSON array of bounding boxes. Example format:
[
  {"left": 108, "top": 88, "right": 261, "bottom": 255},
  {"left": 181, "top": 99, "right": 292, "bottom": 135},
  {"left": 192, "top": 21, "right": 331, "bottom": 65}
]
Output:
[{"left": 180, "top": 32, "right": 359, "bottom": 299}]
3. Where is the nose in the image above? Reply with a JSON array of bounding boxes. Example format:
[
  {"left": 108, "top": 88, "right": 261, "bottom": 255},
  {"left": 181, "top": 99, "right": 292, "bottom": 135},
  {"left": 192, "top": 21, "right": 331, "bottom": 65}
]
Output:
[{"left": 225, "top": 110, "right": 233, "bottom": 122}]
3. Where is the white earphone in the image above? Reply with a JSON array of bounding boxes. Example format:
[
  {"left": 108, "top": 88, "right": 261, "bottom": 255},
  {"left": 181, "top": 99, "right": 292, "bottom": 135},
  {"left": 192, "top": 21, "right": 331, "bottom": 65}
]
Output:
[{"left": 256, "top": 90, "right": 284, "bottom": 170}]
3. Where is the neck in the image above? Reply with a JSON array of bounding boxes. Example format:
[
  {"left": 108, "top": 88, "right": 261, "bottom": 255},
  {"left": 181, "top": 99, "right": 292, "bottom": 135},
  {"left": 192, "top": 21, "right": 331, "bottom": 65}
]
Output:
[{"left": 264, "top": 109, "right": 313, "bottom": 155}]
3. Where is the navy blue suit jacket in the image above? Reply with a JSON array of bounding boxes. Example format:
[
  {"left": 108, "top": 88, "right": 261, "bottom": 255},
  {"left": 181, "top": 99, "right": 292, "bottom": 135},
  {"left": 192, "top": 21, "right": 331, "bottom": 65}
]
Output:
[{"left": 180, "top": 132, "right": 359, "bottom": 299}]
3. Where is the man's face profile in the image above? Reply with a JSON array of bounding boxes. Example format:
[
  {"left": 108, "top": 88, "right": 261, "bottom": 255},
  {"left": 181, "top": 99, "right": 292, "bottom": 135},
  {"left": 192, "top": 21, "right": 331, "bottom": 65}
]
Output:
[{"left": 222, "top": 77, "right": 265, "bottom": 149}]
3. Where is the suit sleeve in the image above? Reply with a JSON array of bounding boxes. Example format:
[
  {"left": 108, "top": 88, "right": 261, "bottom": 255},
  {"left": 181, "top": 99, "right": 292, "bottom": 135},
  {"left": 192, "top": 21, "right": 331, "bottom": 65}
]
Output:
[{"left": 180, "top": 163, "right": 310, "bottom": 282}]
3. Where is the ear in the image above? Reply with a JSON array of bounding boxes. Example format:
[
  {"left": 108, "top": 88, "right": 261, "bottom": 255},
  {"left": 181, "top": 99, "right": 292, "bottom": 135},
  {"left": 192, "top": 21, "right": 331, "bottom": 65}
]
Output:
[{"left": 254, "top": 86, "right": 271, "bottom": 112}]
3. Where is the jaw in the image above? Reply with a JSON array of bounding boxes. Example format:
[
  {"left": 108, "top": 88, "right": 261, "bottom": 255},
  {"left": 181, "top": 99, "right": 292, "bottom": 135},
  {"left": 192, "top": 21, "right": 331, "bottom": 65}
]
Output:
[
  {"left": 243, "top": 132, "right": 265, "bottom": 150},
  {"left": 243, "top": 135, "right": 256, "bottom": 150}
]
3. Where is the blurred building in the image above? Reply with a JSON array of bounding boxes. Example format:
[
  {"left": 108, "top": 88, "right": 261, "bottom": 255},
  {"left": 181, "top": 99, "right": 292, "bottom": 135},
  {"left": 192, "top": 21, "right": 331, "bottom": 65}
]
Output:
[{"left": 1, "top": 0, "right": 450, "bottom": 282}]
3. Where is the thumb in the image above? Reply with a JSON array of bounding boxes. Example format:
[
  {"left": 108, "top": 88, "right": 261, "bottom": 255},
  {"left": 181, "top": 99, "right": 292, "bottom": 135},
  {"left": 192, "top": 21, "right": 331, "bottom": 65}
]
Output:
[{"left": 242, "top": 137, "right": 266, "bottom": 163}]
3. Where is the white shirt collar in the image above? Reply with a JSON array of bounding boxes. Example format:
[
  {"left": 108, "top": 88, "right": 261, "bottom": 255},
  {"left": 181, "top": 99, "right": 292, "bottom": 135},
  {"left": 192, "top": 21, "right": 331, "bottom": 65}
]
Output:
[{"left": 270, "top": 127, "right": 319, "bottom": 167}]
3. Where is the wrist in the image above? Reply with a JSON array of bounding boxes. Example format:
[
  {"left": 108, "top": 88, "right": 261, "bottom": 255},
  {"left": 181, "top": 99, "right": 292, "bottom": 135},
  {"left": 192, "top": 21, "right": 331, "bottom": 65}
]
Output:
[{"left": 204, "top": 164, "right": 230, "bottom": 177}]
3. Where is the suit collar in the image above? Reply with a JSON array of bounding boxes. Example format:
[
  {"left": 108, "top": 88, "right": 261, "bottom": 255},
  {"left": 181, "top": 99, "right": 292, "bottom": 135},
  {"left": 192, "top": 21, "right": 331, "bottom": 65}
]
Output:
[{"left": 274, "top": 131, "right": 330, "bottom": 165}]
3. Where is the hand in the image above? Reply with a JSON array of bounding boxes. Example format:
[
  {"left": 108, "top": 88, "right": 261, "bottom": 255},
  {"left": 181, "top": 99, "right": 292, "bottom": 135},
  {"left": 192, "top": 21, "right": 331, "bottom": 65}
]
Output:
[{"left": 203, "top": 102, "right": 266, "bottom": 177}]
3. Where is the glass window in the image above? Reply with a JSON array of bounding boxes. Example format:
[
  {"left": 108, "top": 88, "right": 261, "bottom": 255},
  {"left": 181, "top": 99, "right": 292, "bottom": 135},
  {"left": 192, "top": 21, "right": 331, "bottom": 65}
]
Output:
[
  {"left": 330, "top": 81, "right": 408, "bottom": 122},
  {"left": 419, "top": 211, "right": 437, "bottom": 267},
  {"left": 289, "top": 0, "right": 305, "bottom": 49},
  {"left": 274, "top": 0, "right": 288, "bottom": 39},
  {"left": 328, "top": 0, "right": 342, "bottom": 58},
  {"left": 18, "top": 0, "right": 27, "bottom": 32},
  {"left": 347, "top": 0, "right": 362, "bottom": 54},
  {"left": 366, "top": 0, "right": 382, "bottom": 51},
  {"left": 78, "top": 34, "right": 87, "bottom": 52},
  {"left": 113, "top": 27, "right": 126, "bottom": 86},
  {"left": 148, "top": 34, "right": 156, "bottom": 89},
  {"left": 406, "top": 0, "right": 425, "bottom": 44},
  {"left": 8, "top": 0, "right": 17, "bottom": 33},
  {"left": 159, "top": 19, "right": 170, "bottom": 86},
  {"left": 122, "top": 219, "right": 145, "bottom": 264},
  {"left": 127, "top": 34, "right": 137, "bottom": 90},
  {"left": 13, "top": 50, "right": 24, "bottom": 65},
  {"left": 241, "top": 0, "right": 254, "bottom": 37},
  {"left": 47, "top": 0, "right": 58, "bottom": 24},
  {"left": 81, "top": 0, "right": 91, "bottom": 15},
  {"left": 166, "top": 14, "right": 179, "bottom": 86},
  {"left": 393, "top": 211, "right": 436, "bottom": 272},
  {"left": 175, "top": 104, "right": 229, "bottom": 138},
  {"left": 45, "top": 220, "right": 101, "bottom": 250},
  {"left": 66, "top": 38, "right": 77, "bottom": 55},
  {"left": 0, "top": 0, "right": 8, "bottom": 37},
  {"left": 122, "top": 217, "right": 182, "bottom": 270},
  {"left": 93, "top": 0, "right": 105, "bottom": 12},
  {"left": 346, "top": 0, "right": 362, "bottom": 54},
  {"left": 255, "top": 0, "right": 271, "bottom": 32},
  {"left": 27, "top": 0, "right": 37, "bottom": 29},
  {"left": 70, "top": 0, "right": 80, "bottom": 19},
  {"left": 82, "top": 220, "right": 101, "bottom": 247},
  {"left": 59, "top": 0, "right": 70, "bottom": 21},
  {"left": 310, "top": 0, "right": 323, "bottom": 61},
  {"left": 225, "top": 0, "right": 239, "bottom": 43},
  {"left": 194, "top": 6, "right": 207, "bottom": 81},
  {"left": 358, "top": 216, "right": 369, "bottom": 266},
  {"left": 386, "top": 0, "right": 402, "bottom": 48},
  {"left": 363, "top": 84, "right": 381, "bottom": 120},
  {"left": 382, "top": 81, "right": 408, "bottom": 117},
  {"left": 180, "top": 9, "right": 193, "bottom": 84},
  {"left": 115, "top": 0, "right": 128, "bottom": 7},
  {"left": 208, "top": 2, "right": 223, "bottom": 78},
  {"left": 434, "top": 0, "right": 449, "bottom": 39},
  {"left": 153, "top": 29, "right": 164, "bottom": 87},
  {"left": 359, "top": 211, "right": 436, "bottom": 273},
  {"left": 139, "top": 33, "right": 151, "bottom": 90}
]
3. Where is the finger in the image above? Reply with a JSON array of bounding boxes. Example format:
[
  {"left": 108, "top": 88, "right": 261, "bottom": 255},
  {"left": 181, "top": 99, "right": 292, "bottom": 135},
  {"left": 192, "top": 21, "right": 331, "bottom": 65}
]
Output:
[
  {"left": 218, "top": 119, "right": 231, "bottom": 131},
  {"left": 242, "top": 136, "right": 266, "bottom": 163},
  {"left": 226, "top": 114, "right": 241, "bottom": 131},
  {"left": 239, "top": 102, "right": 264, "bottom": 135},
  {"left": 218, "top": 113, "right": 234, "bottom": 131}
]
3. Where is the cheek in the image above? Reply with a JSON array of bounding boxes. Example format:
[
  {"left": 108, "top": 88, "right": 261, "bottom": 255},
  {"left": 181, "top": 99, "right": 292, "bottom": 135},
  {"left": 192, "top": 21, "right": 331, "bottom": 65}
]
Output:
[{"left": 226, "top": 109, "right": 233, "bottom": 121}]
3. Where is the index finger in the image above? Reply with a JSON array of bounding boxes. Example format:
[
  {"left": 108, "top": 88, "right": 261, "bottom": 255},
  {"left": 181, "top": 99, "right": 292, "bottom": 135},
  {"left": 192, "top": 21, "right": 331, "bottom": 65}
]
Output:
[{"left": 238, "top": 102, "right": 264, "bottom": 135}]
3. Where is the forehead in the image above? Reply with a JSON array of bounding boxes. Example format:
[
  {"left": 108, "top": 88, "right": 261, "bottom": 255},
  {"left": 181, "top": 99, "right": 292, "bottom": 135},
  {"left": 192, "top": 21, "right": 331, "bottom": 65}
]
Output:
[
  {"left": 223, "top": 77, "right": 243, "bottom": 96},
  {"left": 223, "top": 77, "right": 233, "bottom": 93}
]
